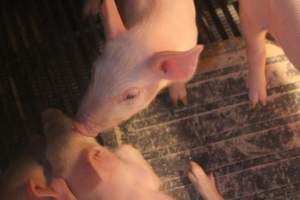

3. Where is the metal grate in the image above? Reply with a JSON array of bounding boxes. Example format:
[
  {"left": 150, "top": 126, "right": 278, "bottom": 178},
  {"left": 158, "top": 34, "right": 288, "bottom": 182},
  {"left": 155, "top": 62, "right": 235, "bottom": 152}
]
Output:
[{"left": 196, "top": 0, "right": 240, "bottom": 43}]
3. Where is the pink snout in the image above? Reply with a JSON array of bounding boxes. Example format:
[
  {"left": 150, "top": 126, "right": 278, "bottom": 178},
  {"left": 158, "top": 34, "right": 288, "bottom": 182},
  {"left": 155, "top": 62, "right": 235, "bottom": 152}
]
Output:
[{"left": 73, "top": 117, "right": 101, "bottom": 137}]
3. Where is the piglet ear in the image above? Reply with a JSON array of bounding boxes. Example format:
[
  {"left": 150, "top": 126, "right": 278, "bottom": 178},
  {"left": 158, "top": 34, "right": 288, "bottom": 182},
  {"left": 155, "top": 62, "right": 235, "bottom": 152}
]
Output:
[
  {"left": 150, "top": 45, "right": 204, "bottom": 82},
  {"left": 50, "top": 178, "right": 78, "bottom": 200},
  {"left": 101, "top": 0, "right": 126, "bottom": 39},
  {"left": 85, "top": 147, "right": 108, "bottom": 181},
  {"left": 26, "top": 179, "right": 58, "bottom": 200}
]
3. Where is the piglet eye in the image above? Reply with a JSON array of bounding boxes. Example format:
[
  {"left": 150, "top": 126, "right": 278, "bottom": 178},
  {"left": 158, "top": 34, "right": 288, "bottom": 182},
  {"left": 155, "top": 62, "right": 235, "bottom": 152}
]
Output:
[{"left": 122, "top": 88, "right": 141, "bottom": 102}]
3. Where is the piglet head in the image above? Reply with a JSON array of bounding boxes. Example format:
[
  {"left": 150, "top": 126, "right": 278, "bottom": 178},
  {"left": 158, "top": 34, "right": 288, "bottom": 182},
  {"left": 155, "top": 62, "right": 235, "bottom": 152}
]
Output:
[
  {"left": 78, "top": 144, "right": 175, "bottom": 200},
  {"left": 42, "top": 108, "right": 173, "bottom": 200},
  {"left": 76, "top": 146, "right": 141, "bottom": 200},
  {"left": 76, "top": 43, "right": 203, "bottom": 136},
  {"left": 75, "top": 0, "right": 203, "bottom": 136},
  {"left": 2, "top": 159, "right": 74, "bottom": 200}
]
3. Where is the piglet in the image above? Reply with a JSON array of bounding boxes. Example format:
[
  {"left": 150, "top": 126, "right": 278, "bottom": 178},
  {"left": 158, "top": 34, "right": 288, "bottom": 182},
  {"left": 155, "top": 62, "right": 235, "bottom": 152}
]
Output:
[
  {"left": 43, "top": 108, "right": 172, "bottom": 200},
  {"left": 240, "top": 0, "right": 300, "bottom": 106},
  {"left": 0, "top": 136, "right": 76, "bottom": 200},
  {"left": 76, "top": 0, "right": 203, "bottom": 136},
  {"left": 44, "top": 109, "right": 224, "bottom": 200}
]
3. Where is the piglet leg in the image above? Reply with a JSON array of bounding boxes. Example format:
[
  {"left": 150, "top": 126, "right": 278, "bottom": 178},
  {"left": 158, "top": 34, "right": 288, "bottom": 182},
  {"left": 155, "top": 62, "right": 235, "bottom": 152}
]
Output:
[
  {"left": 245, "top": 32, "right": 267, "bottom": 108},
  {"left": 169, "top": 82, "right": 188, "bottom": 107},
  {"left": 188, "top": 162, "right": 224, "bottom": 200},
  {"left": 83, "top": 0, "right": 101, "bottom": 16},
  {"left": 83, "top": 0, "right": 125, "bottom": 40},
  {"left": 240, "top": 0, "right": 268, "bottom": 107}
]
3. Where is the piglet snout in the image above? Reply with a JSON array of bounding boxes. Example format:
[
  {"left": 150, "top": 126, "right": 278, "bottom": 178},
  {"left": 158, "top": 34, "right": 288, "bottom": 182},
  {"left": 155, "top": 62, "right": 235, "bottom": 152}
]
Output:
[{"left": 73, "top": 118, "right": 101, "bottom": 137}]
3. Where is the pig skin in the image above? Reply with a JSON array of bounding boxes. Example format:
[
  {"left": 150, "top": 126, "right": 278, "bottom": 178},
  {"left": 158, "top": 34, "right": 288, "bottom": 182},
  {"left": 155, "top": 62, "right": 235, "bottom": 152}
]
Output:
[
  {"left": 240, "top": 0, "right": 300, "bottom": 106},
  {"left": 76, "top": 0, "right": 203, "bottom": 136},
  {"left": 44, "top": 109, "right": 224, "bottom": 200}
]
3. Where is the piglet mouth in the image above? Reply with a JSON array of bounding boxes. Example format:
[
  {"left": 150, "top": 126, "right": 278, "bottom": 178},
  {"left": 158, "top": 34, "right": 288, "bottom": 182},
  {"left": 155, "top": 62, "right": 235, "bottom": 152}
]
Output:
[{"left": 73, "top": 115, "right": 102, "bottom": 137}]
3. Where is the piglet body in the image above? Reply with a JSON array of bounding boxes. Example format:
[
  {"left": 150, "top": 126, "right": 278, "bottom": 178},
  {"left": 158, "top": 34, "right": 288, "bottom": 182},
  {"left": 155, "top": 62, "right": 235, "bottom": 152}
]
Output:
[
  {"left": 76, "top": 0, "right": 203, "bottom": 136},
  {"left": 44, "top": 109, "right": 226, "bottom": 200},
  {"left": 43, "top": 109, "right": 171, "bottom": 200},
  {"left": 240, "top": 0, "right": 300, "bottom": 106}
]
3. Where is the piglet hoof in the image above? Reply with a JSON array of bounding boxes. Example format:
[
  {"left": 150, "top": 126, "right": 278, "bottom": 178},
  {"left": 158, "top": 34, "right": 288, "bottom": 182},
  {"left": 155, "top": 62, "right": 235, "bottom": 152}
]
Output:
[
  {"left": 247, "top": 70, "right": 267, "bottom": 108},
  {"left": 169, "top": 83, "right": 188, "bottom": 107},
  {"left": 188, "top": 162, "right": 224, "bottom": 200}
]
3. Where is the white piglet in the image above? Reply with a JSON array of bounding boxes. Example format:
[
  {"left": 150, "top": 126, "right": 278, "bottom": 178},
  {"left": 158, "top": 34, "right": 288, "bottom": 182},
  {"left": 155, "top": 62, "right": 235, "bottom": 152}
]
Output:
[{"left": 76, "top": 0, "right": 203, "bottom": 136}]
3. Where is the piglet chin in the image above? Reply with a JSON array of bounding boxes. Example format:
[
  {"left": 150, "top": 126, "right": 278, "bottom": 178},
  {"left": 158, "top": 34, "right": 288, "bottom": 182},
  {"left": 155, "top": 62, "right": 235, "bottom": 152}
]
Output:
[{"left": 73, "top": 120, "right": 101, "bottom": 137}]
